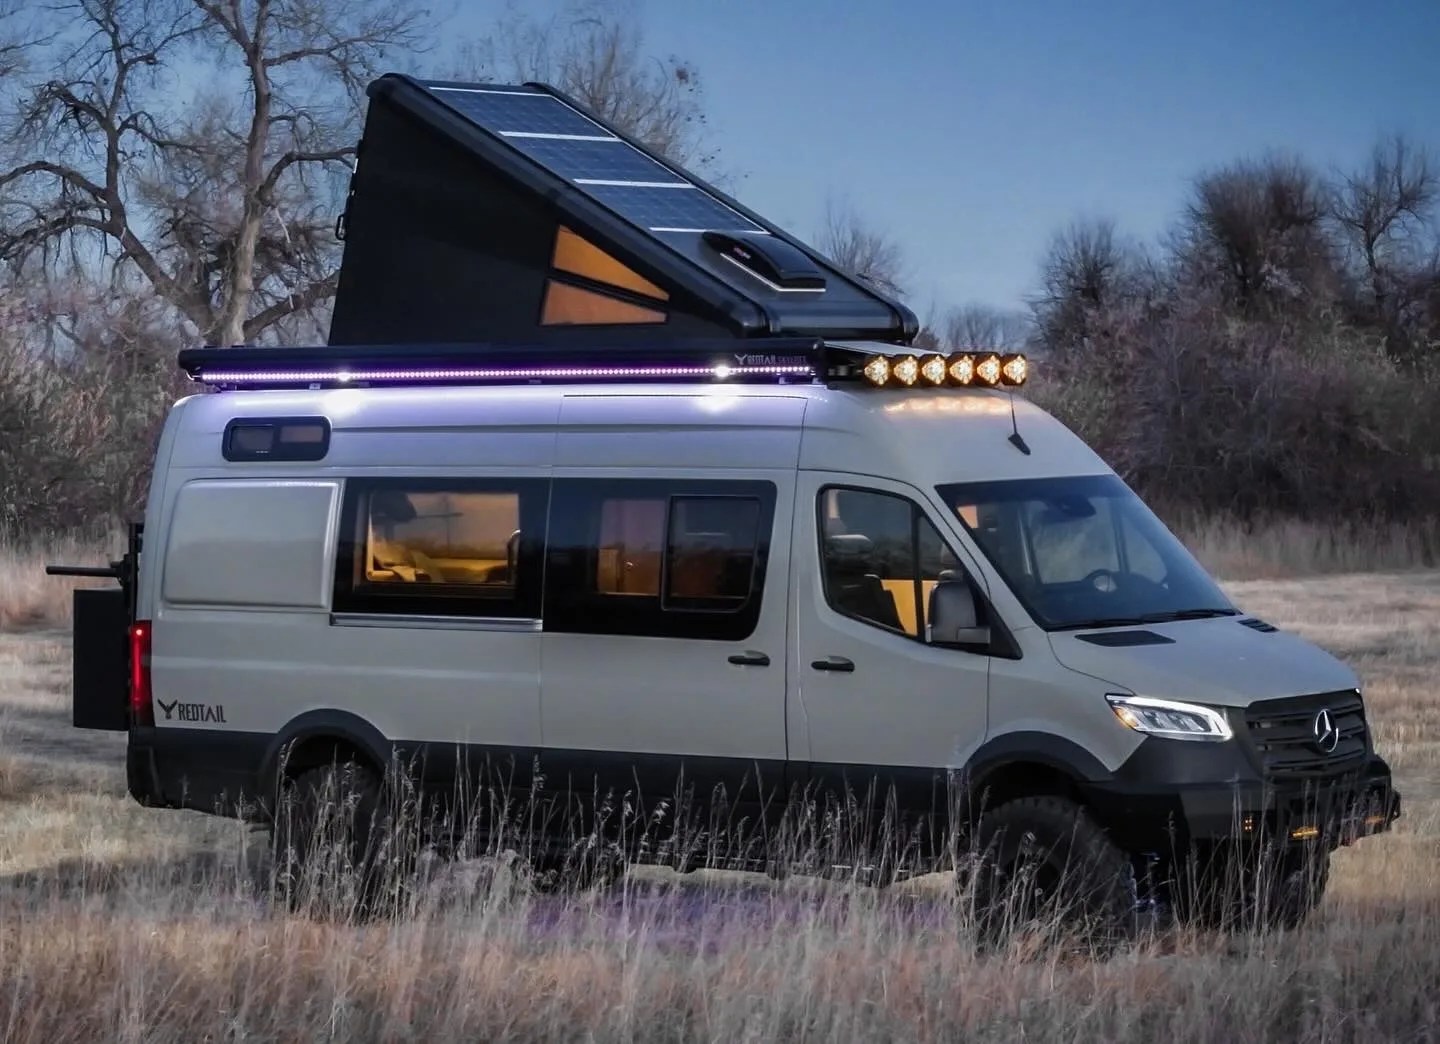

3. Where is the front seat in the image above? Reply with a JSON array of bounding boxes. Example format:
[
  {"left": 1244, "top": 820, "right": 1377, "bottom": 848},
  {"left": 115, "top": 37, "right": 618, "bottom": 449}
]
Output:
[{"left": 823, "top": 533, "right": 904, "bottom": 632}]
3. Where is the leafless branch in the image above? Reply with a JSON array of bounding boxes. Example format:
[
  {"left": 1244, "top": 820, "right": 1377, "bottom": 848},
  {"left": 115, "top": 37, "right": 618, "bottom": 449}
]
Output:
[{"left": 815, "top": 197, "right": 907, "bottom": 299}]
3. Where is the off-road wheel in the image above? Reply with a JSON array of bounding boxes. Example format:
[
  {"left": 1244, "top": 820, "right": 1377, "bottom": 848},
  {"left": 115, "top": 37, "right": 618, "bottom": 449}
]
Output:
[
  {"left": 272, "top": 761, "right": 418, "bottom": 920},
  {"left": 963, "top": 795, "right": 1137, "bottom": 954},
  {"left": 1171, "top": 843, "right": 1329, "bottom": 932}
]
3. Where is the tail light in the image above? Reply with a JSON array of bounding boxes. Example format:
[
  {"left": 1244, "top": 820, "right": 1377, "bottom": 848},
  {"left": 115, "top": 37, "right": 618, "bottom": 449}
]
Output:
[{"left": 129, "top": 621, "right": 153, "bottom": 726}]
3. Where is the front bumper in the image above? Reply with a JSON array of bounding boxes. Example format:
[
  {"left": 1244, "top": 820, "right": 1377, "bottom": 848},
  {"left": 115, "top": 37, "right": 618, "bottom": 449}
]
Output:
[
  {"left": 1177, "top": 758, "right": 1400, "bottom": 847},
  {"left": 1084, "top": 737, "right": 1401, "bottom": 853}
]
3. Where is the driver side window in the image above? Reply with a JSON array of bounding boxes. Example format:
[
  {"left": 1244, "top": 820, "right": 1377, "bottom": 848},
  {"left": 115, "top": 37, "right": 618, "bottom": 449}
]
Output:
[{"left": 818, "top": 487, "right": 965, "bottom": 638}]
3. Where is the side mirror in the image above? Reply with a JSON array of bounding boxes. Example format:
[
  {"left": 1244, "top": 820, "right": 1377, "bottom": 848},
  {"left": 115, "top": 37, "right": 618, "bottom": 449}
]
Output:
[{"left": 927, "top": 579, "right": 991, "bottom": 650}]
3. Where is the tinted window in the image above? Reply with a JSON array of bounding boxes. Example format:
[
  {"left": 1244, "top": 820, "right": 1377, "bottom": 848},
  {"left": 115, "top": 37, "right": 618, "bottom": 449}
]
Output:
[
  {"left": 666, "top": 497, "right": 762, "bottom": 610},
  {"left": 333, "top": 478, "right": 548, "bottom": 618},
  {"left": 546, "top": 479, "right": 775, "bottom": 639},
  {"left": 818, "top": 487, "right": 961, "bottom": 638},
  {"left": 223, "top": 416, "right": 330, "bottom": 462}
]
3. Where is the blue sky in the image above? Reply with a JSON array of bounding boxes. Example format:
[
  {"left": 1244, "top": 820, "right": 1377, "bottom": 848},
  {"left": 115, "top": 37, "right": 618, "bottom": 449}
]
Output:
[{"left": 443, "top": 1, "right": 1440, "bottom": 320}]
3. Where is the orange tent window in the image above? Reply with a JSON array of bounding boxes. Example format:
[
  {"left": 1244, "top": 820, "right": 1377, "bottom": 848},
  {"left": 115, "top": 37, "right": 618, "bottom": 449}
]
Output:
[
  {"left": 552, "top": 226, "right": 668, "bottom": 302},
  {"left": 541, "top": 280, "right": 666, "bottom": 326}
]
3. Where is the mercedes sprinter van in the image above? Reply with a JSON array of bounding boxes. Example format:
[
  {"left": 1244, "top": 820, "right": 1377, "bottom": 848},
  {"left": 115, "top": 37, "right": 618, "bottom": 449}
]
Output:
[
  {"left": 46, "top": 74, "right": 1402, "bottom": 938},
  {"left": 51, "top": 338, "right": 1401, "bottom": 936}
]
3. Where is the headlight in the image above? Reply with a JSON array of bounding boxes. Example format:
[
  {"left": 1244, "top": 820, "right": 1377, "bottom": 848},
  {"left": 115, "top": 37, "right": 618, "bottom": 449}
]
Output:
[{"left": 1105, "top": 694, "right": 1233, "bottom": 742}]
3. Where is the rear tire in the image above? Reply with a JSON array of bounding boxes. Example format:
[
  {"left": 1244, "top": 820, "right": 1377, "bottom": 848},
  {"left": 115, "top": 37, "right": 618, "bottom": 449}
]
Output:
[
  {"left": 964, "top": 795, "right": 1136, "bottom": 953},
  {"left": 271, "top": 761, "right": 417, "bottom": 920}
]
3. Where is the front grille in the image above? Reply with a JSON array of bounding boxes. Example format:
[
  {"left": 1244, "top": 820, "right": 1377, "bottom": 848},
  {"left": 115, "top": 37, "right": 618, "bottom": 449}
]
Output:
[{"left": 1243, "top": 689, "right": 1369, "bottom": 781}]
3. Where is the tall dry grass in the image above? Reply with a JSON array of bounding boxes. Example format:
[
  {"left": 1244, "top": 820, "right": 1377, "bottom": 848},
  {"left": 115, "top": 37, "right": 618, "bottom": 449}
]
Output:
[
  {"left": 0, "top": 531, "right": 116, "bottom": 630},
  {"left": 1176, "top": 513, "right": 1440, "bottom": 580},
  {"left": 0, "top": 567, "right": 1438, "bottom": 1040}
]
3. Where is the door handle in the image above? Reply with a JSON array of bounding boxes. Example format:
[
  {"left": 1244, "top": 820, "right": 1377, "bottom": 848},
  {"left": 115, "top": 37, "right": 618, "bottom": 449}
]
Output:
[
  {"left": 811, "top": 656, "right": 855, "bottom": 673},
  {"left": 728, "top": 651, "right": 771, "bottom": 667}
]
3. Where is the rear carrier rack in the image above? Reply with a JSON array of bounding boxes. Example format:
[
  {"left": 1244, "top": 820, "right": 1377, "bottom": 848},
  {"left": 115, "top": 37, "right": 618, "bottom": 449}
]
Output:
[
  {"left": 44, "top": 521, "right": 144, "bottom": 732},
  {"left": 177, "top": 339, "right": 1030, "bottom": 392}
]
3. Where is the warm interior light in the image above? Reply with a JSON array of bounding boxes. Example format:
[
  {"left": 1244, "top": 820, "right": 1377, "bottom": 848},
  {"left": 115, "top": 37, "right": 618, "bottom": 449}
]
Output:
[
  {"left": 862, "top": 356, "right": 891, "bottom": 386},
  {"left": 976, "top": 354, "right": 1002, "bottom": 386},
  {"left": 1000, "top": 353, "right": 1028, "bottom": 386},
  {"left": 919, "top": 355, "right": 947, "bottom": 385},
  {"left": 1289, "top": 825, "right": 1320, "bottom": 841},
  {"left": 947, "top": 354, "right": 975, "bottom": 385},
  {"left": 892, "top": 355, "right": 919, "bottom": 386}
]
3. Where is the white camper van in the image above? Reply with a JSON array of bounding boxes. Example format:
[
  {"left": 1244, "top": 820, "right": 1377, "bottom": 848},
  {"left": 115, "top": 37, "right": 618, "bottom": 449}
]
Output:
[
  {"left": 52, "top": 338, "right": 1400, "bottom": 934},
  {"left": 46, "top": 74, "right": 1401, "bottom": 936}
]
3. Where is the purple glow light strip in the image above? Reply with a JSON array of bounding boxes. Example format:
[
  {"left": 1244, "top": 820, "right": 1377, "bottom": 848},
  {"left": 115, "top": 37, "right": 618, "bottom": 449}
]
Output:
[{"left": 197, "top": 363, "right": 818, "bottom": 384}]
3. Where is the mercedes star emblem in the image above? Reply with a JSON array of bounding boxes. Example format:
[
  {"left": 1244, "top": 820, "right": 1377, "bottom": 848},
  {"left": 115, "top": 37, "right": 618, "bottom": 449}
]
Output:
[{"left": 1313, "top": 708, "right": 1341, "bottom": 755}]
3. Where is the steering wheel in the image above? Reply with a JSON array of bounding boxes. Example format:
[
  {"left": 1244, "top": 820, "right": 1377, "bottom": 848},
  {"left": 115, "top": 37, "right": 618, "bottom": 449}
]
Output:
[{"left": 1081, "top": 568, "right": 1121, "bottom": 593}]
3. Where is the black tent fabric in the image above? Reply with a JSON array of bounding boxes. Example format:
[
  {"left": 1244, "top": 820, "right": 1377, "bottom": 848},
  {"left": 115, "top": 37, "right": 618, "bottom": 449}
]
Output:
[{"left": 327, "top": 75, "right": 918, "bottom": 348}]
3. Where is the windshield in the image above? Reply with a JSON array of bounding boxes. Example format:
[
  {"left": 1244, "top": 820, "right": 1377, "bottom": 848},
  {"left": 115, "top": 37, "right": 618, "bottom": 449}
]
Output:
[{"left": 936, "top": 474, "right": 1235, "bottom": 631}]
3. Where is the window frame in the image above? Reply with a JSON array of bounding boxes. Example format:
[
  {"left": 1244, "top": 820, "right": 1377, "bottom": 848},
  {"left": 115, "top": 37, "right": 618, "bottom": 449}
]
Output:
[
  {"left": 332, "top": 476, "right": 549, "bottom": 620},
  {"left": 222, "top": 416, "right": 331, "bottom": 463},
  {"left": 815, "top": 483, "right": 1015, "bottom": 657},
  {"left": 544, "top": 477, "right": 776, "bottom": 640},
  {"left": 816, "top": 484, "right": 935, "bottom": 640},
  {"left": 538, "top": 224, "right": 671, "bottom": 327}
]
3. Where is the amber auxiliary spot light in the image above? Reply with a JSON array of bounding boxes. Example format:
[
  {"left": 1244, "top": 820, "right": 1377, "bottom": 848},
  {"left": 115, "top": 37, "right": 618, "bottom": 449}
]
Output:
[{"left": 860, "top": 349, "right": 1029, "bottom": 388}]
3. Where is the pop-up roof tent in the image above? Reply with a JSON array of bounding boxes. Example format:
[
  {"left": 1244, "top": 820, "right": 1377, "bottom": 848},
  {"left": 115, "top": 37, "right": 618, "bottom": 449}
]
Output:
[{"left": 326, "top": 74, "right": 920, "bottom": 348}]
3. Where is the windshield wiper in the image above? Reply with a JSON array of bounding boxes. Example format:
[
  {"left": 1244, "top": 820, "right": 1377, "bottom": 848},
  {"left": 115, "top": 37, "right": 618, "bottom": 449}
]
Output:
[
  {"left": 1053, "top": 617, "right": 1151, "bottom": 631},
  {"left": 1054, "top": 608, "right": 1239, "bottom": 632},
  {"left": 1134, "top": 608, "right": 1239, "bottom": 622}
]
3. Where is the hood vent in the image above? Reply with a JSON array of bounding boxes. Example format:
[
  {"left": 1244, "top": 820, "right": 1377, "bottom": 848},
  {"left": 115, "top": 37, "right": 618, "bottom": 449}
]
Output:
[
  {"left": 1074, "top": 630, "right": 1176, "bottom": 647},
  {"left": 1238, "top": 617, "right": 1279, "bottom": 633}
]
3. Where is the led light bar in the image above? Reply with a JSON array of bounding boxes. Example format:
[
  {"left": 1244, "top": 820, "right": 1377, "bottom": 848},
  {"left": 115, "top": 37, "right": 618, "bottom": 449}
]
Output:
[
  {"left": 200, "top": 363, "right": 816, "bottom": 387},
  {"left": 175, "top": 339, "right": 1030, "bottom": 392},
  {"left": 862, "top": 350, "right": 1029, "bottom": 389}
]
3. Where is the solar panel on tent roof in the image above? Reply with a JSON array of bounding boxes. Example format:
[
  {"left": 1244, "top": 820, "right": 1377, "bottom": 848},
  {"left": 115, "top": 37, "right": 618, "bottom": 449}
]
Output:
[{"left": 429, "top": 85, "right": 763, "bottom": 234}]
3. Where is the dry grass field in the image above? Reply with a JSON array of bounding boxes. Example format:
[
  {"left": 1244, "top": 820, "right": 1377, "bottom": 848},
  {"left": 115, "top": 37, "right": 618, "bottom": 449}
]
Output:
[{"left": 2, "top": 533, "right": 1439, "bottom": 1041}]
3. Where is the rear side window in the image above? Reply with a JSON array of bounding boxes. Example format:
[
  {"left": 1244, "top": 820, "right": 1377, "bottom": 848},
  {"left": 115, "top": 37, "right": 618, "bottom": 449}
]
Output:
[
  {"left": 546, "top": 479, "right": 775, "bottom": 639},
  {"left": 333, "top": 478, "right": 548, "bottom": 618},
  {"left": 223, "top": 417, "right": 330, "bottom": 461}
]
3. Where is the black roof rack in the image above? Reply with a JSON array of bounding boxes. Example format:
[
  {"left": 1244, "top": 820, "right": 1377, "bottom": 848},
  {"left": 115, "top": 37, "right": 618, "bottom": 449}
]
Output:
[
  {"left": 180, "top": 338, "right": 862, "bottom": 390},
  {"left": 177, "top": 339, "right": 1030, "bottom": 393},
  {"left": 326, "top": 75, "right": 919, "bottom": 349}
]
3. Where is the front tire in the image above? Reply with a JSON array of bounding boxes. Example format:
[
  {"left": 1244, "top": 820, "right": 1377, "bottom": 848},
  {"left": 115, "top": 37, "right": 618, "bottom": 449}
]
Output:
[
  {"left": 964, "top": 795, "right": 1137, "bottom": 952},
  {"left": 1171, "top": 843, "right": 1329, "bottom": 932}
]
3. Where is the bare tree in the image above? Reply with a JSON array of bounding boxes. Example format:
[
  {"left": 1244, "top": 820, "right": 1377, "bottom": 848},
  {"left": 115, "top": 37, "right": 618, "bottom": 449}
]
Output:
[
  {"left": 0, "top": 0, "right": 430, "bottom": 345},
  {"left": 0, "top": 0, "right": 37, "bottom": 82},
  {"left": 1332, "top": 135, "right": 1437, "bottom": 319},
  {"left": 1179, "top": 154, "right": 1336, "bottom": 311},
  {"left": 816, "top": 197, "right": 907, "bottom": 299},
  {"left": 456, "top": 0, "right": 714, "bottom": 169},
  {"left": 943, "top": 303, "right": 1031, "bottom": 350},
  {"left": 1031, "top": 217, "right": 1129, "bottom": 354}
]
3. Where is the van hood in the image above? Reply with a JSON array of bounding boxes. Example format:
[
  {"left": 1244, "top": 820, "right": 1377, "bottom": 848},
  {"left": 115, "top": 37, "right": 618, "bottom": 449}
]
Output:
[{"left": 1047, "top": 617, "right": 1359, "bottom": 709}]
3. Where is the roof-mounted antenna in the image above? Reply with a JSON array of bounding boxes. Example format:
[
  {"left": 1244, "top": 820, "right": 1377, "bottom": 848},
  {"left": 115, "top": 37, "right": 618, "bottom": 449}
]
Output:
[{"left": 1007, "top": 391, "right": 1031, "bottom": 456}]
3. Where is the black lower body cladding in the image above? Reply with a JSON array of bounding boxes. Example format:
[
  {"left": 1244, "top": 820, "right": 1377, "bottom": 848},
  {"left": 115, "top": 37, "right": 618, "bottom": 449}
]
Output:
[{"left": 128, "top": 724, "right": 1401, "bottom": 872}]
